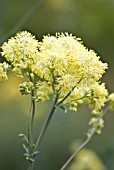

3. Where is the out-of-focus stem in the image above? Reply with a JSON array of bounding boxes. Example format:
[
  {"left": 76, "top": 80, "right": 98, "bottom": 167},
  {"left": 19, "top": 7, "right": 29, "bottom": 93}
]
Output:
[
  {"left": 28, "top": 160, "right": 35, "bottom": 170},
  {"left": 59, "top": 106, "right": 110, "bottom": 170}
]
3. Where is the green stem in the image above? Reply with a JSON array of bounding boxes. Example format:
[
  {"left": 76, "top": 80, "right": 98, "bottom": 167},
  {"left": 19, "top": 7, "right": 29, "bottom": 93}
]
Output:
[
  {"left": 59, "top": 105, "right": 110, "bottom": 170},
  {"left": 59, "top": 123, "right": 98, "bottom": 170},
  {"left": 28, "top": 99, "right": 32, "bottom": 145},
  {"left": 57, "top": 86, "right": 76, "bottom": 107},
  {"left": 27, "top": 75, "right": 36, "bottom": 170},
  {"left": 31, "top": 90, "right": 35, "bottom": 130},
  {"left": 57, "top": 78, "right": 82, "bottom": 107},
  {"left": 35, "top": 93, "right": 59, "bottom": 149},
  {"left": 28, "top": 88, "right": 35, "bottom": 145},
  {"left": 28, "top": 72, "right": 36, "bottom": 143},
  {"left": 28, "top": 161, "right": 34, "bottom": 170}
]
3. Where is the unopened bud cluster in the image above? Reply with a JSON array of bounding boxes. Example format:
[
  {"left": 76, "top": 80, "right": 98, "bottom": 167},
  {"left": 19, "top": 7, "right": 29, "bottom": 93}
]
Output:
[
  {"left": 0, "top": 62, "right": 9, "bottom": 81},
  {"left": 89, "top": 110, "right": 104, "bottom": 135},
  {"left": 19, "top": 82, "right": 34, "bottom": 95},
  {"left": 108, "top": 93, "right": 114, "bottom": 110}
]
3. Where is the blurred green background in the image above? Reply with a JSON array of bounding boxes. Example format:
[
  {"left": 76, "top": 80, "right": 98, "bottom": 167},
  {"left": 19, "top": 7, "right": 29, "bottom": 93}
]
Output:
[{"left": 0, "top": 0, "right": 114, "bottom": 169}]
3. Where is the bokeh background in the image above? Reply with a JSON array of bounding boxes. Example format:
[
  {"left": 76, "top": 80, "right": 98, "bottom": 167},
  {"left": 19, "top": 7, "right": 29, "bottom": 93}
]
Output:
[{"left": 0, "top": 0, "right": 114, "bottom": 170}]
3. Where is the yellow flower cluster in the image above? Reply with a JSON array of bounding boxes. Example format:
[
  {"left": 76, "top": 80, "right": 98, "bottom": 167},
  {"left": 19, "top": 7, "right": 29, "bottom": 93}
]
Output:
[
  {"left": 32, "top": 33, "right": 108, "bottom": 110},
  {"left": 88, "top": 82, "right": 108, "bottom": 110},
  {"left": 0, "top": 62, "right": 9, "bottom": 81},
  {"left": 1, "top": 31, "right": 108, "bottom": 111},
  {"left": 89, "top": 117, "right": 104, "bottom": 135},
  {"left": 1, "top": 31, "right": 38, "bottom": 77},
  {"left": 36, "top": 81, "right": 53, "bottom": 102}
]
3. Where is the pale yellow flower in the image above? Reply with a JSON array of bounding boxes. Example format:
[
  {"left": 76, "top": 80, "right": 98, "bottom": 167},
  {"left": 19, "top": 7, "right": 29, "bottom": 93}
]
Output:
[
  {"left": 1, "top": 32, "right": 108, "bottom": 110},
  {"left": 32, "top": 33, "right": 108, "bottom": 108},
  {"left": 36, "top": 81, "right": 53, "bottom": 102},
  {"left": 0, "top": 62, "right": 9, "bottom": 81},
  {"left": 89, "top": 82, "right": 108, "bottom": 110},
  {"left": 1, "top": 31, "right": 39, "bottom": 77}
]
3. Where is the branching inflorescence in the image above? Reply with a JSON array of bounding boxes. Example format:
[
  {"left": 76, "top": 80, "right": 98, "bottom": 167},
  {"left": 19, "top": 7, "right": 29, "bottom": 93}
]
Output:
[{"left": 1, "top": 31, "right": 114, "bottom": 170}]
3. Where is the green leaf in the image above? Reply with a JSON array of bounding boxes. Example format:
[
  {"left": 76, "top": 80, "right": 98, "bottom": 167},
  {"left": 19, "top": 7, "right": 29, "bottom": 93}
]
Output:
[
  {"left": 23, "top": 144, "right": 29, "bottom": 154},
  {"left": 23, "top": 153, "right": 30, "bottom": 157},
  {"left": 19, "top": 133, "right": 29, "bottom": 144},
  {"left": 60, "top": 106, "right": 67, "bottom": 113},
  {"left": 31, "top": 151, "right": 39, "bottom": 157}
]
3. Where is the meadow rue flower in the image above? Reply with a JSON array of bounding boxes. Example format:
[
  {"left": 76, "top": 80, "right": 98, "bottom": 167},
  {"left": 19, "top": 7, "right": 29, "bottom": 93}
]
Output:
[
  {"left": 0, "top": 31, "right": 111, "bottom": 169},
  {"left": 88, "top": 82, "right": 108, "bottom": 110},
  {"left": 1, "top": 31, "right": 108, "bottom": 111},
  {"left": 36, "top": 81, "right": 53, "bottom": 102},
  {"left": 1, "top": 31, "right": 39, "bottom": 77},
  {"left": 32, "top": 33, "right": 108, "bottom": 110},
  {"left": 0, "top": 62, "right": 9, "bottom": 81}
]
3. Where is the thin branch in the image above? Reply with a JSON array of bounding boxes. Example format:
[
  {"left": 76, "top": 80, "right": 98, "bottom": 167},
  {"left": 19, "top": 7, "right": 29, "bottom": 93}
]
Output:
[
  {"left": 35, "top": 93, "right": 59, "bottom": 149},
  {"left": 28, "top": 72, "right": 36, "bottom": 144},
  {"left": 59, "top": 105, "right": 110, "bottom": 170},
  {"left": 60, "top": 134, "right": 93, "bottom": 170},
  {"left": 58, "top": 95, "right": 87, "bottom": 108},
  {"left": 28, "top": 98, "right": 33, "bottom": 144},
  {"left": 31, "top": 90, "right": 36, "bottom": 129},
  {"left": 28, "top": 89, "right": 36, "bottom": 146},
  {"left": 28, "top": 160, "right": 35, "bottom": 170},
  {"left": 57, "top": 86, "right": 76, "bottom": 107},
  {"left": 57, "top": 78, "right": 82, "bottom": 107},
  {"left": 27, "top": 77, "right": 36, "bottom": 170}
]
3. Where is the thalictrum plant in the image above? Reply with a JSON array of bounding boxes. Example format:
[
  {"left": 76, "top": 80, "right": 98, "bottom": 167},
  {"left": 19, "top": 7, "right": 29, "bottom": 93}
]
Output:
[{"left": 0, "top": 31, "right": 114, "bottom": 170}]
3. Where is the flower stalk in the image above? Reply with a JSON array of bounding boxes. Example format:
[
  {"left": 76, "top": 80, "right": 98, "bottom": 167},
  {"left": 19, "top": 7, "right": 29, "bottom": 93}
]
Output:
[
  {"left": 36, "top": 93, "right": 59, "bottom": 149},
  {"left": 59, "top": 105, "right": 110, "bottom": 170},
  {"left": 28, "top": 160, "right": 35, "bottom": 170}
]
